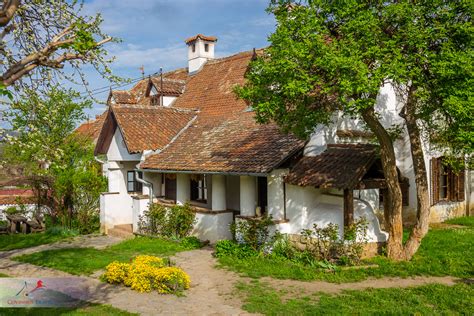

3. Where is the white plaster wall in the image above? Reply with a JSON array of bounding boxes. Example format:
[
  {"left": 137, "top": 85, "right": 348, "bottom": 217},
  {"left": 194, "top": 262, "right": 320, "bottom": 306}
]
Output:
[
  {"left": 143, "top": 172, "right": 162, "bottom": 198},
  {"left": 162, "top": 96, "right": 176, "bottom": 107},
  {"left": 100, "top": 192, "right": 133, "bottom": 231},
  {"left": 188, "top": 38, "right": 215, "bottom": 73},
  {"left": 132, "top": 197, "right": 150, "bottom": 233},
  {"left": 176, "top": 174, "right": 190, "bottom": 205},
  {"left": 279, "top": 184, "right": 387, "bottom": 242},
  {"left": 0, "top": 204, "right": 39, "bottom": 221},
  {"left": 240, "top": 176, "right": 256, "bottom": 216},
  {"left": 212, "top": 174, "right": 227, "bottom": 211},
  {"left": 107, "top": 128, "right": 142, "bottom": 162},
  {"left": 268, "top": 169, "right": 289, "bottom": 220},
  {"left": 191, "top": 212, "right": 234, "bottom": 243}
]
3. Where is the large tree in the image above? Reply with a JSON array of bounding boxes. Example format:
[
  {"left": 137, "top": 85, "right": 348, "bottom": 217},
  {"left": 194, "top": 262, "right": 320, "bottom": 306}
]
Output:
[
  {"left": 237, "top": 1, "right": 472, "bottom": 260},
  {"left": 2, "top": 87, "right": 106, "bottom": 231},
  {"left": 0, "top": 0, "right": 117, "bottom": 94}
]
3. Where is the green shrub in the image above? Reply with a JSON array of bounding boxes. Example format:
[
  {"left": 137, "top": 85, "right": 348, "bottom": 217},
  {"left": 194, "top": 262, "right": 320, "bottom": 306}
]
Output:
[
  {"left": 231, "top": 215, "right": 274, "bottom": 250},
  {"left": 215, "top": 240, "right": 258, "bottom": 259},
  {"left": 302, "top": 218, "right": 369, "bottom": 265},
  {"left": 139, "top": 203, "right": 196, "bottom": 239},
  {"left": 180, "top": 236, "right": 202, "bottom": 249}
]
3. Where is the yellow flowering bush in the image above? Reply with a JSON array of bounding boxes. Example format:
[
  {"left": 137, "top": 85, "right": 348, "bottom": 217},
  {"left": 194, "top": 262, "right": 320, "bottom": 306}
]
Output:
[
  {"left": 102, "top": 262, "right": 129, "bottom": 284},
  {"left": 102, "top": 255, "right": 190, "bottom": 294}
]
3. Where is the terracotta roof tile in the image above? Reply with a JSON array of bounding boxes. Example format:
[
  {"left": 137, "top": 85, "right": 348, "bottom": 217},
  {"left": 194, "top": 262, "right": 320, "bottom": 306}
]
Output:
[
  {"left": 138, "top": 51, "right": 304, "bottom": 173},
  {"left": 109, "top": 90, "right": 138, "bottom": 104},
  {"left": 185, "top": 34, "right": 217, "bottom": 44},
  {"left": 141, "top": 112, "right": 304, "bottom": 173},
  {"left": 285, "top": 144, "right": 377, "bottom": 189},
  {"left": 111, "top": 105, "right": 196, "bottom": 153},
  {"left": 75, "top": 112, "right": 107, "bottom": 143}
]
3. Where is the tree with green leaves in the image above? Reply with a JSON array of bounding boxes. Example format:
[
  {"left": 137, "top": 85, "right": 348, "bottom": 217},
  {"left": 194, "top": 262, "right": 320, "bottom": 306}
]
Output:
[
  {"left": 0, "top": 0, "right": 118, "bottom": 98},
  {"left": 237, "top": 0, "right": 472, "bottom": 260},
  {"left": 2, "top": 87, "right": 106, "bottom": 232}
]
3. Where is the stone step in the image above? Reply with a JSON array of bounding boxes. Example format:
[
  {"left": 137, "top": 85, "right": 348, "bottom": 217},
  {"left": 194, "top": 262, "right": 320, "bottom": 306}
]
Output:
[
  {"left": 112, "top": 224, "right": 133, "bottom": 233},
  {"left": 107, "top": 224, "right": 133, "bottom": 239}
]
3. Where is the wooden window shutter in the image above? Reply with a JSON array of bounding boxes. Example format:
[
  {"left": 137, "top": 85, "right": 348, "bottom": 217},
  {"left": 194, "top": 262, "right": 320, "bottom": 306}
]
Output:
[
  {"left": 457, "top": 169, "right": 465, "bottom": 201},
  {"left": 431, "top": 158, "right": 440, "bottom": 205}
]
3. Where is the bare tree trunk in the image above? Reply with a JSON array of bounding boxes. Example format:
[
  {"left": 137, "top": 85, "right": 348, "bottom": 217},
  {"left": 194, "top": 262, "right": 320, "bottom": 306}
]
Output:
[
  {"left": 362, "top": 107, "right": 405, "bottom": 260},
  {"left": 402, "top": 86, "right": 431, "bottom": 260}
]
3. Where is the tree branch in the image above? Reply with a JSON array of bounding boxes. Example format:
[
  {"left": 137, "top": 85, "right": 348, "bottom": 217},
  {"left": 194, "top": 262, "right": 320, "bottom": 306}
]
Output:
[{"left": 0, "top": 0, "right": 20, "bottom": 27}]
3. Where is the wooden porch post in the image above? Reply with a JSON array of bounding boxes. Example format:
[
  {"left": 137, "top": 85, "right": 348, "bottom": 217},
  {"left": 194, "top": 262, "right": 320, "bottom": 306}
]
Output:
[{"left": 343, "top": 188, "right": 354, "bottom": 227}]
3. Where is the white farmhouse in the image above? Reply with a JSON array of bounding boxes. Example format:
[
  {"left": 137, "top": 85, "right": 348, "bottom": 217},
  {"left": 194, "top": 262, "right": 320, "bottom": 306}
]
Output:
[{"left": 91, "top": 34, "right": 472, "bottom": 249}]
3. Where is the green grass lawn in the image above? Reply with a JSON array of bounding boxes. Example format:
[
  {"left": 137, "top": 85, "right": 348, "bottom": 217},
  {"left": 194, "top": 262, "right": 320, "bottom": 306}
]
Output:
[
  {"left": 13, "top": 236, "right": 201, "bottom": 275},
  {"left": 217, "top": 216, "right": 474, "bottom": 283},
  {"left": 0, "top": 232, "right": 73, "bottom": 251},
  {"left": 0, "top": 304, "right": 136, "bottom": 316},
  {"left": 237, "top": 280, "right": 473, "bottom": 315}
]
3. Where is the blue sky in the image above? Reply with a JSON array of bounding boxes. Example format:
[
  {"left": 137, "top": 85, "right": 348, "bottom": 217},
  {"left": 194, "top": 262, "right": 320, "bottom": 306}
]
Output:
[{"left": 77, "top": 0, "right": 276, "bottom": 118}]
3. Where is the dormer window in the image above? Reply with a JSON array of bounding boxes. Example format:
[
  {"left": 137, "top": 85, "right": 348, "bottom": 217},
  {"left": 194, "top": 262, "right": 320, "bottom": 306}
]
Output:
[{"left": 204, "top": 43, "right": 209, "bottom": 52}]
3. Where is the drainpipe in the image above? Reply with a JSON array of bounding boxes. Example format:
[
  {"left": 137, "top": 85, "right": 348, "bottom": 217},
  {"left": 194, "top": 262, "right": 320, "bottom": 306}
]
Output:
[
  {"left": 94, "top": 157, "right": 106, "bottom": 164},
  {"left": 135, "top": 170, "right": 153, "bottom": 205}
]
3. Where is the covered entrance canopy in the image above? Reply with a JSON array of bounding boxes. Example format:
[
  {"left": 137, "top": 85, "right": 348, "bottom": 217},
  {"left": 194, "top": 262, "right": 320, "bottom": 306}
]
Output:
[{"left": 285, "top": 144, "right": 386, "bottom": 227}]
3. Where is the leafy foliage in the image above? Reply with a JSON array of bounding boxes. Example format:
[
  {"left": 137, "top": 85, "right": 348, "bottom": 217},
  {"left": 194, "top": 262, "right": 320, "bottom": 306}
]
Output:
[
  {"left": 0, "top": 0, "right": 120, "bottom": 94},
  {"left": 217, "top": 217, "right": 474, "bottom": 282},
  {"left": 231, "top": 216, "right": 274, "bottom": 250},
  {"left": 138, "top": 203, "right": 196, "bottom": 239},
  {"left": 2, "top": 87, "right": 106, "bottom": 233}
]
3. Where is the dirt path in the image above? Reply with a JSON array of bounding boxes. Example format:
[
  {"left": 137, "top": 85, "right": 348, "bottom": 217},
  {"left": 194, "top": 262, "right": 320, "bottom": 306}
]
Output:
[
  {"left": 258, "top": 275, "right": 459, "bottom": 298},
  {"left": 0, "top": 237, "right": 250, "bottom": 315},
  {"left": 0, "top": 235, "right": 464, "bottom": 315}
]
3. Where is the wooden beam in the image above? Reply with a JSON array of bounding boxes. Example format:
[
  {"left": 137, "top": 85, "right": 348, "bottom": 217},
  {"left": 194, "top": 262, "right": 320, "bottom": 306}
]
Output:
[{"left": 343, "top": 188, "right": 354, "bottom": 227}]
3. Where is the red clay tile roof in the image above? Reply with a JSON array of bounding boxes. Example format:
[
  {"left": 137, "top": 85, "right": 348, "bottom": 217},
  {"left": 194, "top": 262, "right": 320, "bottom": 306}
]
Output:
[
  {"left": 96, "top": 105, "right": 197, "bottom": 154},
  {"left": 126, "top": 69, "right": 189, "bottom": 104},
  {"left": 109, "top": 90, "right": 138, "bottom": 104},
  {"left": 96, "top": 50, "right": 304, "bottom": 173},
  {"left": 75, "top": 112, "right": 107, "bottom": 143},
  {"left": 185, "top": 34, "right": 217, "bottom": 44},
  {"left": 285, "top": 144, "right": 378, "bottom": 189},
  {"left": 139, "top": 50, "right": 305, "bottom": 173},
  {"left": 141, "top": 112, "right": 304, "bottom": 173},
  {"left": 0, "top": 189, "right": 35, "bottom": 205}
]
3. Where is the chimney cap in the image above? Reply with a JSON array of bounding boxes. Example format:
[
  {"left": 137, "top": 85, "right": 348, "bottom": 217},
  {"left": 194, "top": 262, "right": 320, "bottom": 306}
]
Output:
[{"left": 185, "top": 34, "right": 217, "bottom": 44}]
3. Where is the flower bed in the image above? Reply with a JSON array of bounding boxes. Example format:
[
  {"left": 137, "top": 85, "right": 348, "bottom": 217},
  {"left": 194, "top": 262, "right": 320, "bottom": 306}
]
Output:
[{"left": 102, "top": 255, "right": 190, "bottom": 294}]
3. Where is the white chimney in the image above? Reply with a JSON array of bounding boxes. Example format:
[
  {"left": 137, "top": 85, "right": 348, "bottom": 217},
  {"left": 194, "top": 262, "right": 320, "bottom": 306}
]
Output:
[{"left": 185, "top": 34, "right": 217, "bottom": 74}]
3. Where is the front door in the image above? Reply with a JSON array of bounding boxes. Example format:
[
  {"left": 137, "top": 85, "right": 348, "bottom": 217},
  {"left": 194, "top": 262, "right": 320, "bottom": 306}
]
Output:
[
  {"left": 165, "top": 176, "right": 177, "bottom": 202},
  {"left": 257, "top": 177, "right": 268, "bottom": 216}
]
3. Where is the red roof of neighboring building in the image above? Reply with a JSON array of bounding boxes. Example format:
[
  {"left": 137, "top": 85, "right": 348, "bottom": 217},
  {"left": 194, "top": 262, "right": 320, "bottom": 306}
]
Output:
[
  {"left": 0, "top": 189, "right": 35, "bottom": 205},
  {"left": 75, "top": 112, "right": 107, "bottom": 143}
]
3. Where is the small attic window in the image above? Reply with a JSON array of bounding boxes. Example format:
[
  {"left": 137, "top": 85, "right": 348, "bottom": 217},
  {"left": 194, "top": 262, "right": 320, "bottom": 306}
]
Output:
[
  {"left": 204, "top": 43, "right": 209, "bottom": 52},
  {"left": 192, "top": 44, "right": 196, "bottom": 53}
]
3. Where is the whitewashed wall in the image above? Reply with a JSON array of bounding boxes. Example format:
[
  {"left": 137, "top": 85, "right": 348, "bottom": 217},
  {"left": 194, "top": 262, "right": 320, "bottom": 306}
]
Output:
[
  {"left": 275, "top": 184, "right": 387, "bottom": 243},
  {"left": 107, "top": 128, "right": 142, "bottom": 162},
  {"left": 191, "top": 212, "right": 234, "bottom": 243}
]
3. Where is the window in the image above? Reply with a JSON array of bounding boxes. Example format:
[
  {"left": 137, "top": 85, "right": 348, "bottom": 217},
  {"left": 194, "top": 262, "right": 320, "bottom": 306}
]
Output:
[
  {"left": 190, "top": 174, "right": 207, "bottom": 203},
  {"left": 431, "top": 157, "right": 465, "bottom": 204},
  {"left": 204, "top": 43, "right": 209, "bottom": 52},
  {"left": 127, "top": 171, "right": 143, "bottom": 193},
  {"left": 192, "top": 44, "right": 196, "bottom": 53}
]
